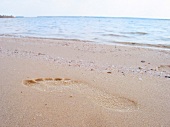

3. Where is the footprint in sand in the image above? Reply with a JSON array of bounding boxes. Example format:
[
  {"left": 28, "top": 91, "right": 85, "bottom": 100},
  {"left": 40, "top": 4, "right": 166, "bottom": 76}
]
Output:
[{"left": 22, "top": 78, "right": 138, "bottom": 111}]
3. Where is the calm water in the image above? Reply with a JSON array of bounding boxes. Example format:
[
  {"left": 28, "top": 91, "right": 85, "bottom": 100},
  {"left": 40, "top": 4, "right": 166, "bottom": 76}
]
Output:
[{"left": 0, "top": 17, "right": 170, "bottom": 45}]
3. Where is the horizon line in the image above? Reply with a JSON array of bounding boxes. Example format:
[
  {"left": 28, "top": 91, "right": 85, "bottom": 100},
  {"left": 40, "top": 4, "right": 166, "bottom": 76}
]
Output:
[{"left": 14, "top": 15, "right": 170, "bottom": 20}]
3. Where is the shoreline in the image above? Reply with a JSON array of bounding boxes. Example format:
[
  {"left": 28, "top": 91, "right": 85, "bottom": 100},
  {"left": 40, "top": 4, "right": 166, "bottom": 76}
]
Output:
[
  {"left": 112, "top": 41, "right": 170, "bottom": 50},
  {"left": 0, "top": 37, "right": 170, "bottom": 126},
  {"left": 0, "top": 35, "right": 170, "bottom": 50}
]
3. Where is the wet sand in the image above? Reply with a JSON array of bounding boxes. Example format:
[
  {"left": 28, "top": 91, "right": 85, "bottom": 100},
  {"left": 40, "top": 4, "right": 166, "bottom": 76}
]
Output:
[{"left": 0, "top": 37, "right": 170, "bottom": 127}]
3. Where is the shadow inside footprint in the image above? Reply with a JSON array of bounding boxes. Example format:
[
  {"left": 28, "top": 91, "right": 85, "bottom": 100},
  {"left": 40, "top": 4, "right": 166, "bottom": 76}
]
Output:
[
  {"left": 35, "top": 78, "right": 44, "bottom": 81},
  {"left": 23, "top": 80, "right": 37, "bottom": 86},
  {"left": 23, "top": 78, "right": 77, "bottom": 89},
  {"left": 54, "top": 78, "right": 62, "bottom": 81},
  {"left": 44, "top": 78, "right": 53, "bottom": 81}
]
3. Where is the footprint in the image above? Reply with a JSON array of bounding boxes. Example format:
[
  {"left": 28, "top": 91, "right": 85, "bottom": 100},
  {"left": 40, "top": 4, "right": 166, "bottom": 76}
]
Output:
[
  {"left": 23, "top": 80, "right": 37, "bottom": 86},
  {"left": 22, "top": 78, "right": 138, "bottom": 111},
  {"left": 23, "top": 78, "right": 78, "bottom": 92}
]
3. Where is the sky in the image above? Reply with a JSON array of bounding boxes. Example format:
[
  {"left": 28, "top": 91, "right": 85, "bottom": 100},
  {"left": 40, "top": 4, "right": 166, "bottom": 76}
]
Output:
[{"left": 1, "top": 0, "right": 170, "bottom": 19}]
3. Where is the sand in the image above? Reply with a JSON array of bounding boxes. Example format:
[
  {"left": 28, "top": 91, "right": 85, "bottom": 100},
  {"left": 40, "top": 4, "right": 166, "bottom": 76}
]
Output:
[{"left": 0, "top": 37, "right": 170, "bottom": 127}]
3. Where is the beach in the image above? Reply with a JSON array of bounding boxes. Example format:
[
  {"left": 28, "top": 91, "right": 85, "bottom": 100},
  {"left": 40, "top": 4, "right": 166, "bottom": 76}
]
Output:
[{"left": 0, "top": 37, "right": 170, "bottom": 127}]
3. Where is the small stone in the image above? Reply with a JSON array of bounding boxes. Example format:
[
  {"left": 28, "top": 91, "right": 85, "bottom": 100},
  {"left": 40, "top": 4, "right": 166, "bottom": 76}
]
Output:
[
  {"left": 165, "top": 76, "right": 170, "bottom": 78},
  {"left": 107, "top": 72, "right": 112, "bottom": 74},
  {"left": 141, "top": 60, "right": 145, "bottom": 63},
  {"left": 38, "top": 53, "right": 45, "bottom": 55},
  {"left": 138, "top": 67, "right": 142, "bottom": 69},
  {"left": 14, "top": 50, "right": 18, "bottom": 53}
]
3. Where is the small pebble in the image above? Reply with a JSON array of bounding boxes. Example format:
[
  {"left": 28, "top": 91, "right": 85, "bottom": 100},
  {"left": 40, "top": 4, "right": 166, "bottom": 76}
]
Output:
[
  {"left": 138, "top": 67, "right": 142, "bottom": 69},
  {"left": 107, "top": 72, "right": 112, "bottom": 74},
  {"left": 165, "top": 76, "right": 170, "bottom": 78},
  {"left": 141, "top": 60, "right": 145, "bottom": 63},
  {"left": 38, "top": 53, "right": 45, "bottom": 55}
]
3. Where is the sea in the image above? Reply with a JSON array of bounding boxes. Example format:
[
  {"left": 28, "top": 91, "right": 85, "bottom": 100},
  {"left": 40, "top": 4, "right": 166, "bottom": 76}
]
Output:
[{"left": 0, "top": 16, "right": 170, "bottom": 47}]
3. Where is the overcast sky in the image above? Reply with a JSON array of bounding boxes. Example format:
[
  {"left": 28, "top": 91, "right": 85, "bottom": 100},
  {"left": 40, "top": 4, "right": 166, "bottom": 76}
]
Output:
[{"left": 1, "top": 0, "right": 170, "bottom": 19}]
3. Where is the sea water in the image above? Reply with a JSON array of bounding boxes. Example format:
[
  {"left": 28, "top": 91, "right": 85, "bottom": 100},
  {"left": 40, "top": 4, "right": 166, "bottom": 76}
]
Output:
[{"left": 0, "top": 16, "right": 170, "bottom": 46}]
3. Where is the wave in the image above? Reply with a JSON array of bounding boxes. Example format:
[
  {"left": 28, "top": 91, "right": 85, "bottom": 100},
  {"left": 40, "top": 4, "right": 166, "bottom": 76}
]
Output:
[
  {"left": 112, "top": 41, "right": 170, "bottom": 49},
  {"left": 122, "top": 32, "right": 148, "bottom": 35},
  {"left": 0, "top": 34, "right": 91, "bottom": 42},
  {"left": 102, "top": 34, "right": 128, "bottom": 38},
  {"left": 0, "top": 34, "right": 17, "bottom": 37}
]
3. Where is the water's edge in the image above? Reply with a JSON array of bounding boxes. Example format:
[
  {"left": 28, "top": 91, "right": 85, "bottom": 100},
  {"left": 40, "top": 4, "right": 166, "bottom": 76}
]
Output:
[{"left": 1, "top": 35, "right": 170, "bottom": 50}]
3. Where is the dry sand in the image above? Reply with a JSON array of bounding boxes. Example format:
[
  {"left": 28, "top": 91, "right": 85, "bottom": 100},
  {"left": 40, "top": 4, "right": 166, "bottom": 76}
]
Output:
[{"left": 0, "top": 37, "right": 170, "bottom": 127}]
